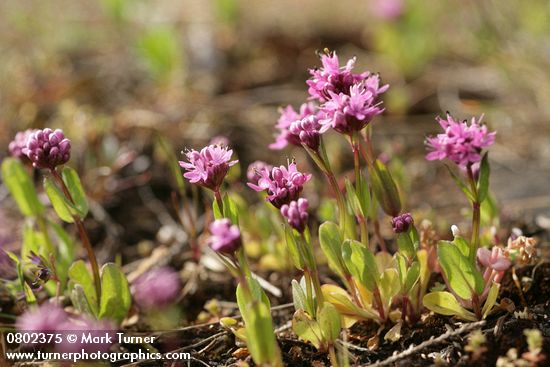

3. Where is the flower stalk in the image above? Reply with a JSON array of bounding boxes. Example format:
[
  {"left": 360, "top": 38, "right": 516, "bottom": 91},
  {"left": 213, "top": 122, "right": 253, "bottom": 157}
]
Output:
[
  {"left": 51, "top": 169, "right": 102, "bottom": 299},
  {"left": 467, "top": 164, "right": 481, "bottom": 262}
]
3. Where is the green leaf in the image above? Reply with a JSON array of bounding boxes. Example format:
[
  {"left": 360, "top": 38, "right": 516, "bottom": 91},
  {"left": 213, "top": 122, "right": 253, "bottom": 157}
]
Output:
[
  {"left": 319, "top": 222, "right": 346, "bottom": 278},
  {"left": 445, "top": 164, "right": 475, "bottom": 202},
  {"left": 477, "top": 153, "right": 490, "bottom": 203},
  {"left": 49, "top": 221, "right": 75, "bottom": 288},
  {"left": 236, "top": 279, "right": 279, "bottom": 365},
  {"left": 44, "top": 177, "right": 76, "bottom": 223},
  {"left": 396, "top": 253, "right": 407, "bottom": 285},
  {"left": 23, "top": 281, "right": 37, "bottom": 305},
  {"left": 345, "top": 179, "right": 363, "bottom": 218},
  {"left": 321, "top": 284, "right": 380, "bottom": 321},
  {"left": 285, "top": 226, "right": 304, "bottom": 270},
  {"left": 342, "top": 240, "right": 379, "bottom": 292},
  {"left": 98, "top": 263, "right": 131, "bottom": 323},
  {"left": 396, "top": 232, "right": 415, "bottom": 259},
  {"left": 423, "top": 291, "right": 477, "bottom": 321},
  {"left": 212, "top": 193, "right": 239, "bottom": 224},
  {"left": 410, "top": 226, "right": 420, "bottom": 246},
  {"left": 356, "top": 173, "right": 371, "bottom": 219},
  {"left": 223, "top": 193, "right": 239, "bottom": 224},
  {"left": 61, "top": 167, "right": 89, "bottom": 218},
  {"left": 292, "top": 309, "right": 322, "bottom": 349},
  {"left": 213, "top": 199, "right": 223, "bottom": 220},
  {"left": 21, "top": 222, "right": 46, "bottom": 260},
  {"left": 379, "top": 268, "right": 400, "bottom": 309},
  {"left": 404, "top": 261, "right": 420, "bottom": 294},
  {"left": 291, "top": 279, "right": 309, "bottom": 314},
  {"left": 452, "top": 236, "right": 470, "bottom": 259},
  {"left": 69, "top": 260, "right": 98, "bottom": 316},
  {"left": 318, "top": 302, "right": 341, "bottom": 343},
  {"left": 1, "top": 158, "right": 44, "bottom": 216},
  {"left": 482, "top": 282, "right": 500, "bottom": 319},
  {"left": 437, "top": 242, "right": 484, "bottom": 299},
  {"left": 368, "top": 160, "right": 401, "bottom": 217},
  {"left": 375, "top": 251, "right": 395, "bottom": 273},
  {"left": 71, "top": 284, "right": 94, "bottom": 316},
  {"left": 245, "top": 300, "right": 279, "bottom": 365}
]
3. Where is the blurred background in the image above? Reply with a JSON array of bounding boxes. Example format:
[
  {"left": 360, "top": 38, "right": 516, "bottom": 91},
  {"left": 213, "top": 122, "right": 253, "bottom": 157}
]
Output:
[{"left": 1, "top": 0, "right": 550, "bottom": 259}]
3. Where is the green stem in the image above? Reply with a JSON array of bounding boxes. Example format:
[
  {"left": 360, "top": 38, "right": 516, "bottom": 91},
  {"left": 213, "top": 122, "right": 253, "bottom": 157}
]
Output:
[
  {"left": 51, "top": 169, "right": 102, "bottom": 299},
  {"left": 467, "top": 165, "right": 480, "bottom": 262},
  {"left": 303, "top": 268, "right": 315, "bottom": 312},
  {"left": 356, "top": 134, "right": 388, "bottom": 252},
  {"left": 300, "top": 233, "right": 324, "bottom": 307},
  {"left": 36, "top": 216, "right": 55, "bottom": 257},
  {"left": 373, "top": 287, "right": 386, "bottom": 322},
  {"left": 345, "top": 274, "right": 363, "bottom": 308},
  {"left": 358, "top": 215, "right": 370, "bottom": 250},
  {"left": 328, "top": 344, "right": 339, "bottom": 367},
  {"left": 235, "top": 248, "right": 283, "bottom": 367},
  {"left": 214, "top": 190, "right": 224, "bottom": 215},
  {"left": 351, "top": 133, "right": 370, "bottom": 249},
  {"left": 305, "top": 143, "right": 347, "bottom": 231}
]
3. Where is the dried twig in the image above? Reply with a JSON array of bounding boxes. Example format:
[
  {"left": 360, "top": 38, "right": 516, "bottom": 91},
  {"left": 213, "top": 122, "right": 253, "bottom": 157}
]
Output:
[
  {"left": 166, "top": 331, "right": 228, "bottom": 355},
  {"left": 365, "top": 320, "right": 486, "bottom": 367}
]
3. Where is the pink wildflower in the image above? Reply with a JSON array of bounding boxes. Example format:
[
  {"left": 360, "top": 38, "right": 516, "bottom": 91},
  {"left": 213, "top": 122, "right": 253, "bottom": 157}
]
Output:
[
  {"left": 307, "top": 52, "right": 373, "bottom": 102},
  {"left": 281, "top": 199, "right": 309, "bottom": 233},
  {"left": 25, "top": 128, "right": 71, "bottom": 169},
  {"left": 179, "top": 145, "right": 238, "bottom": 192},
  {"left": 132, "top": 267, "right": 182, "bottom": 310},
  {"left": 247, "top": 161, "right": 273, "bottom": 186},
  {"left": 247, "top": 162, "right": 312, "bottom": 209},
  {"left": 208, "top": 219, "right": 242, "bottom": 254},
  {"left": 477, "top": 247, "right": 511, "bottom": 272},
  {"left": 16, "top": 303, "right": 67, "bottom": 333},
  {"left": 320, "top": 82, "right": 387, "bottom": 134},
  {"left": 426, "top": 113, "right": 496, "bottom": 168},
  {"left": 270, "top": 103, "right": 318, "bottom": 150},
  {"left": 8, "top": 129, "right": 36, "bottom": 160}
]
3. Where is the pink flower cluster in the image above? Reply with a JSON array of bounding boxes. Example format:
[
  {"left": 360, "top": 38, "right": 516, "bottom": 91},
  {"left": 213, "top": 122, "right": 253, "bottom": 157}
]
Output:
[
  {"left": 270, "top": 51, "right": 388, "bottom": 149},
  {"left": 8, "top": 129, "right": 36, "bottom": 160},
  {"left": 179, "top": 145, "right": 238, "bottom": 192},
  {"left": 247, "top": 160, "right": 273, "bottom": 185},
  {"left": 270, "top": 103, "right": 321, "bottom": 150},
  {"left": 247, "top": 162, "right": 311, "bottom": 209},
  {"left": 477, "top": 247, "right": 511, "bottom": 284},
  {"left": 132, "top": 267, "right": 182, "bottom": 310},
  {"left": 208, "top": 219, "right": 242, "bottom": 254},
  {"left": 320, "top": 83, "right": 387, "bottom": 135},
  {"left": 17, "top": 303, "right": 114, "bottom": 353},
  {"left": 425, "top": 113, "right": 496, "bottom": 168},
  {"left": 21, "top": 128, "right": 71, "bottom": 169},
  {"left": 307, "top": 53, "right": 371, "bottom": 102},
  {"left": 391, "top": 212, "right": 414, "bottom": 233},
  {"left": 281, "top": 199, "right": 309, "bottom": 233}
]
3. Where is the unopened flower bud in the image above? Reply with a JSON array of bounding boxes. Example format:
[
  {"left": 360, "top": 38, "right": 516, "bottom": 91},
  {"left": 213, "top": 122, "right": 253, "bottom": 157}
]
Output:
[
  {"left": 208, "top": 219, "right": 242, "bottom": 254},
  {"left": 391, "top": 213, "right": 413, "bottom": 233},
  {"left": 25, "top": 128, "right": 71, "bottom": 169},
  {"left": 281, "top": 198, "right": 309, "bottom": 233}
]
